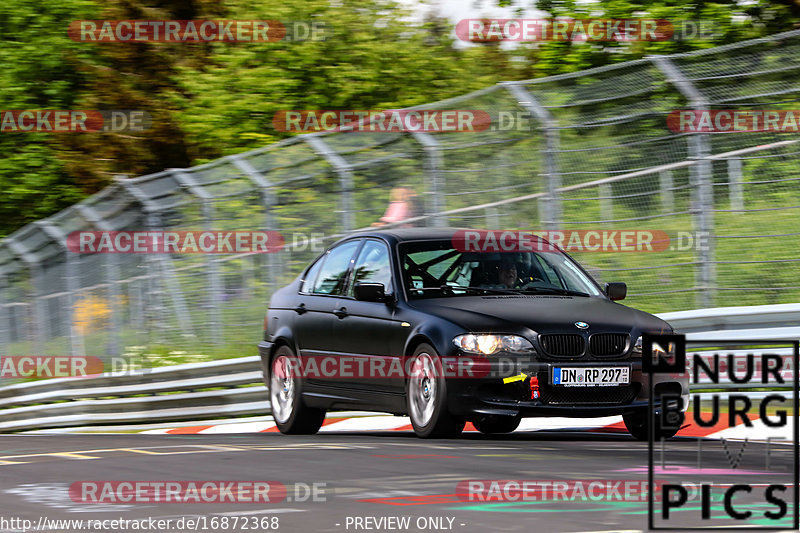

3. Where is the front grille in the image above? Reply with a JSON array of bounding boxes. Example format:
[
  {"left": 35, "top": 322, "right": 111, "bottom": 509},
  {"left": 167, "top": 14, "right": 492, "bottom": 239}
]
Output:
[
  {"left": 539, "top": 382, "right": 639, "bottom": 405},
  {"left": 540, "top": 334, "right": 585, "bottom": 357},
  {"left": 589, "top": 333, "right": 629, "bottom": 357}
]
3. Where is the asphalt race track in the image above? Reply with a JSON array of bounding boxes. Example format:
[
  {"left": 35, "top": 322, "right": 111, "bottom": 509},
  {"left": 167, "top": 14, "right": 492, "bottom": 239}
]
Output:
[{"left": 0, "top": 431, "right": 796, "bottom": 533}]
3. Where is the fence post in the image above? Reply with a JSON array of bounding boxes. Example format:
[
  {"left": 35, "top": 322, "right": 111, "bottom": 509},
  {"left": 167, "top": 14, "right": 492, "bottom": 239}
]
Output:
[
  {"left": 170, "top": 170, "right": 224, "bottom": 345},
  {"left": 75, "top": 204, "right": 123, "bottom": 358},
  {"left": 114, "top": 176, "right": 194, "bottom": 343},
  {"left": 304, "top": 136, "right": 355, "bottom": 232},
  {"left": 652, "top": 56, "right": 715, "bottom": 308},
  {"left": 0, "top": 273, "right": 7, "bottom": 359},
  {"left": 659, "top": 171, "right": 674, "bottom": 213},
  {"left": 5, "top": 238, "right": 46, "bottom": 355},
  {"left": 599, "top": 183, "right": 613, "bottom": 221},
  {"left": 145, "top": 212, "right": 167, "bottom": 343},
  {"left": 37, "top": 221, "right": 85, "bottom": 357},
  {"left": 727, "top": 158, "right": 744, "bottom": 211},
  {"left": 502, "top": 82, "right": 562, "bottom": 230},
  {"left": 410, "top": 132, "right": 446, "bottom": 227},
  {"left": 485, "top": 207, "right": 500, "bottom": 229},
  {"left": 31, "top": 265, "right": 47, "bottom": 355},
  {"left": 231, "top": 156, "right": 282, "bottom": 288}
]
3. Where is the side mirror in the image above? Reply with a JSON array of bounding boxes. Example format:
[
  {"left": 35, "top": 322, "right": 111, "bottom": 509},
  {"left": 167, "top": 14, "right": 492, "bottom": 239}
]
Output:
[
  {"left": 605, "top": 282, "right": 627, "bottom": 301},
  {"left": 354, "top": 282, "right": 387, "bottom": 302}
]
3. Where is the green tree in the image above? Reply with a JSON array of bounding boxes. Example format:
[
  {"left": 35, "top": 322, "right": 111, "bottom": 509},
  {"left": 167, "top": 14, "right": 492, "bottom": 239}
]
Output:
[
  {"left": 0, "top": 0, "right": 98, "bottom": 233},
  {"left": 172, "top": 0, "right": 520, "bottom": 160},
  {"left": 487, "top": 0, "right": 799, "bottom": 76},
  {"left": 0, "top": 0, "right": 219, "bottom": 235}
]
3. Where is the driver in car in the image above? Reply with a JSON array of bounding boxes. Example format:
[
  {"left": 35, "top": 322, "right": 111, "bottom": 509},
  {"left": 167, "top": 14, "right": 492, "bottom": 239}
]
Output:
[
  {"left": 497, "top": 260, "right": 518, "bottom": 288},
  {"left": 477, "top": 260, "right": 521, "bottom": 289},
  {"left": 483, "top": 257, "right": 550, "bottom": 290}
]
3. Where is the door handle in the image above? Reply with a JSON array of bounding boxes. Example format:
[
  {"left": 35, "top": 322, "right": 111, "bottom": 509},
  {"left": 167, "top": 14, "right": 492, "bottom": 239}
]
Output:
[
  {"left": 333, "top": 307, "right": 348, "bottom": 318},
  {"left": 293, "top": 304, "right": 307, "bottom": 315}
]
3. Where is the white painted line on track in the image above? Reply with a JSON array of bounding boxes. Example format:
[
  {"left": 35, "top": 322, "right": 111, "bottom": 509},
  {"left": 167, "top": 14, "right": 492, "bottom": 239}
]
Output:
[
  {"left": 198, "top": 421, "right": 277, "bottom": 434},
  {"left": 516, "top": 415, "right": 622, "bottom": 431},
  {"left": 318, "top": 415, "right": 410, "bottom": 432}
]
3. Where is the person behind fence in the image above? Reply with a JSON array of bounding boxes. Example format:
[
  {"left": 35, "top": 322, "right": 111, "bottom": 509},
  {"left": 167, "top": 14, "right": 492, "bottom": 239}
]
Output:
[{"left": 373, "top": 187, "right": 420, "bottom": 227}]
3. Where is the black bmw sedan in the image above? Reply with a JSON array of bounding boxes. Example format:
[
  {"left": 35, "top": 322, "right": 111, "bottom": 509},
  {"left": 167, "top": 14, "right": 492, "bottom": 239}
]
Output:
[{"left": 257, "top": 228, "right": 688, "bottom": 439}]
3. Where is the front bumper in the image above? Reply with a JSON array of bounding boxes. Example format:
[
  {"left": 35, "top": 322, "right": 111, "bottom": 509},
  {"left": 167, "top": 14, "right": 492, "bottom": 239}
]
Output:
[
  {"left": 257, "top": 340, "right": 274, "bottom": 382},
  {"left": 257, "top": 340, "right": 273, "bottom": 360},
  {"left": 445, "top": 358, "right": 689, "bottom": 419}
]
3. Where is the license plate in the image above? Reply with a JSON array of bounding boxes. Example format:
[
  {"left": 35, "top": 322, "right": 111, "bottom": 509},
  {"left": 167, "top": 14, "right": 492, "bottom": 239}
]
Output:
[{"left": 552, "top": 366, "right": 630, "bottom": 387}]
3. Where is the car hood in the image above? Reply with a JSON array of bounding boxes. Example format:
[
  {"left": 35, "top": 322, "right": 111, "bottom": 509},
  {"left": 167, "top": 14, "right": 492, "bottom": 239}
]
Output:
[{"left": 408, "top": 295, "right": 671, "bottom": 335}]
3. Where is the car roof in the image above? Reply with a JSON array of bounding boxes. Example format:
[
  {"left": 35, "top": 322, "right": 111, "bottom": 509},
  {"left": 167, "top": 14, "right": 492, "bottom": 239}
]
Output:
[{"left": 335, "top": 227, "right": 472, "bottom": 245}]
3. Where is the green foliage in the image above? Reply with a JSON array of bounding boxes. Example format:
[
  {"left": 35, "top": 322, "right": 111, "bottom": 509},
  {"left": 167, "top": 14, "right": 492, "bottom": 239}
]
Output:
[
  {"left": 171, "top": 0, "right": 519, "bottom": 161},
  {"left": 491, "top": 0, "right": 797, "bottom": 77},
  {"left": 0, "top": 0, "right": 99, "bottom": 234}
]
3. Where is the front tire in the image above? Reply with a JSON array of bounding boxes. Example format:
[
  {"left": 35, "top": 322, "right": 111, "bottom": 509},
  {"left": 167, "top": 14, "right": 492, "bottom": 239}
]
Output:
[
  {"left": 406, "top": 344, "right": 465, "bottom": 438},
  {"left": 270, "top": 346, "right": 326, "bottom": 434}
]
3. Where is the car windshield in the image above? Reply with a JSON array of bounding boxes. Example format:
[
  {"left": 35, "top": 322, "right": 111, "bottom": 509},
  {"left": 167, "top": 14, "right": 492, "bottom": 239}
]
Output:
[{"left": 399, "top": 240, "right": 603, "bottom": 299}]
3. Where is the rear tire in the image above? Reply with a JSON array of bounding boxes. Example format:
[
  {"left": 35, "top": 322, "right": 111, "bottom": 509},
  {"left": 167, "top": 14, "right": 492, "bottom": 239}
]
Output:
[
  {"left": 473, "top": 415, "right": 521, "bottom": 434},
  {"left": 406, "top": 344, "right": 465, "bottom": 438},
  {"left": 270, "top": 345, "right": 326, "bottom": 435}
]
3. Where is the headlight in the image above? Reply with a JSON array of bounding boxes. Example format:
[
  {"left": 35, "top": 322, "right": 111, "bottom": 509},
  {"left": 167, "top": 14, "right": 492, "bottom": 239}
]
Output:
[{"left": 453, "top": 334, "right": 535, "bottom": 355}]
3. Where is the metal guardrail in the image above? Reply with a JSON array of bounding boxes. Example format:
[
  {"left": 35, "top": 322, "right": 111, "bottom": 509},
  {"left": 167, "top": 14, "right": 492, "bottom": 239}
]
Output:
[
  {"left": 660, "top": 303, "right": 800, "bottom": 335},
  {"left": 0, "top": 305, "right": 796, "bottom": 432},
  {"left": 0, "top": 356, "right": 268, "bottom": 432}
]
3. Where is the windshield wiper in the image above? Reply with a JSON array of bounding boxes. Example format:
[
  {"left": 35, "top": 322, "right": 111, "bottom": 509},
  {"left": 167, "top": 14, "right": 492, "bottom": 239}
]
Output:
[
  {"left": 518, "top": 287, "right": 591, "bottom": 297},
  {"left": 410, "top": 285, "right": 518, "bottom": 295},
  {"left": 410, "top": 285, "right": 591, "bottom": 297}
]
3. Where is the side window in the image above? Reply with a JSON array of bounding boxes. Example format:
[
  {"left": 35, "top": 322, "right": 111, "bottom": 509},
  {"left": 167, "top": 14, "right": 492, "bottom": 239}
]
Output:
[
  {"left": 300, "top": 256, "right": 324, "bottom": 293},
  {"left": 312, "top": 241, "right": 360, "bottom": 295},
  {"left": 349, "top": 240, "right": 392, "bottom": 296}
]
